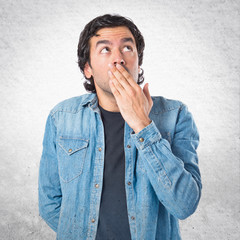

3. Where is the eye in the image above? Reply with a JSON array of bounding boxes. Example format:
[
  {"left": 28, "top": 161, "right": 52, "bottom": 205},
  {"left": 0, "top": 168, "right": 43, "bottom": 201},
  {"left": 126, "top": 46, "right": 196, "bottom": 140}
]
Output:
[
  {"left": 123, "top": 46, "right": 133, "bottom": 52},
  {"left": 100, "top": 47, "right": 110, "bottom": 54}
]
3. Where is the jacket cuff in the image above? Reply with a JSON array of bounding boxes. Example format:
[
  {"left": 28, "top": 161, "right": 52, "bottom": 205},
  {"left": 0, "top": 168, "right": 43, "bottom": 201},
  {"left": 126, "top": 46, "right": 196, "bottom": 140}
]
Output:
[{"left": 130, "top": 120, "right": 162, "bottom": 150}]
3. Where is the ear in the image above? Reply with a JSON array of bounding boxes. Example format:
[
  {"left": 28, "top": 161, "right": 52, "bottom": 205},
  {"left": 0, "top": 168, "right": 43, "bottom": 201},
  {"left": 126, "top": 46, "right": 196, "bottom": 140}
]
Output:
[
  {"left": 84, "top": 62, "right": 93, "bottom": 78},
  {"left": 138, "top": 66, "right": 141, "bottom": 73}
]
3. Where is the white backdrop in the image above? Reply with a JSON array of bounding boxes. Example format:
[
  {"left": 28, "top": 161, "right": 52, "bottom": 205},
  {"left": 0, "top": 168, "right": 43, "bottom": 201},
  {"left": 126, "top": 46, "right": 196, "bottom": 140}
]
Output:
[{"left": 0, "top": 0, "right": 239, "bottom": 239}]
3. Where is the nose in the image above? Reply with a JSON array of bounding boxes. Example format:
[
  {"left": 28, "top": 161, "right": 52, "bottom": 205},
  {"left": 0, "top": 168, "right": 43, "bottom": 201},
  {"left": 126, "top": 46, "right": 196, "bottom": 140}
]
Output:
[
  {"left": 113, "top": 59, "right": 125, "bottom": 66},
  {"left": 112, "top": 50, "right": 126, "bottom": 66}
]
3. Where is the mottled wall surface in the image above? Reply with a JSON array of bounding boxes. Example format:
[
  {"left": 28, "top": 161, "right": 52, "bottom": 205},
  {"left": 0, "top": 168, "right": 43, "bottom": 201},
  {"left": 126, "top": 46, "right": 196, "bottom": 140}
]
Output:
[{"left": 0, "top": 0, "right": 239, "bottom": 239}]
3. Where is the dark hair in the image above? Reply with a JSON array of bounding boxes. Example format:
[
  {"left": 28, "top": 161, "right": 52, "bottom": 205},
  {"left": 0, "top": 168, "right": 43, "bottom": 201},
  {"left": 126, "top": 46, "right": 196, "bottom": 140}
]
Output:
[{"left": 77, "top": 14, "right": 145, "bottom": 93}]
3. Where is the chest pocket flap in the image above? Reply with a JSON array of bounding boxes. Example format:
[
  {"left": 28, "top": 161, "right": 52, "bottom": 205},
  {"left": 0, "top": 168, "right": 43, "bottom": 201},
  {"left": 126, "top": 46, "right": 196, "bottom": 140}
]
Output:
[
  {"left": 58, "top": 137, "right": 89, "bottom": 155},
  {"left": 57, "top": 137, "right": 89, "bottom": 183}
]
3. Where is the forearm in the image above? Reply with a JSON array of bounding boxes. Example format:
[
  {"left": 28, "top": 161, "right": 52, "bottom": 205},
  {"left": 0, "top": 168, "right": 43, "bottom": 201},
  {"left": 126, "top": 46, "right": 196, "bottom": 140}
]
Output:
[{"left": 131, "top": 120, "right": 202, "bottom": 220}]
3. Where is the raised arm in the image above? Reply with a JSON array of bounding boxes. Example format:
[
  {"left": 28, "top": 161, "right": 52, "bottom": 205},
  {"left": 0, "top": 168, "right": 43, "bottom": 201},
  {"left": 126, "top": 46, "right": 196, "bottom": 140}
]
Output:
[{"left": 131, "top": 104, "right": 202, "bottom": 220}]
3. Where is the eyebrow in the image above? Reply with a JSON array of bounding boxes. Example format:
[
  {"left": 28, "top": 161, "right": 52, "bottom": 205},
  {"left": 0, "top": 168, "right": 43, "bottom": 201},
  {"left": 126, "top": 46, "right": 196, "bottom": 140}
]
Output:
[{"left": 95, "top": 37, "right": 134, "bottom": 49}]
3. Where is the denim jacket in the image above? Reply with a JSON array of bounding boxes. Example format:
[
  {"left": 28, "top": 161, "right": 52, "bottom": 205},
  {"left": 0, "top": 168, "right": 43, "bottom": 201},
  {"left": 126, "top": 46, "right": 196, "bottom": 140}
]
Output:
[{"left": 38, "top": 93, "right": 202, "bottom": 240}]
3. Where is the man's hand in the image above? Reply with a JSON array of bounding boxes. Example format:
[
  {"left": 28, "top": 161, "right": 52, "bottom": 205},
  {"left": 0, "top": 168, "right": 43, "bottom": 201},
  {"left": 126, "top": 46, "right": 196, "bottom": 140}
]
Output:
[{"left": 108, "top": 63, "right": 153, "bottom": 134}]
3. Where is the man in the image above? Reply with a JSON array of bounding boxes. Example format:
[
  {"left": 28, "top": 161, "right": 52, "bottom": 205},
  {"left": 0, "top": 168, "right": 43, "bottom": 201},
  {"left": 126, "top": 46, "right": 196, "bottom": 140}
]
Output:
[{"left": 39, "top": 14, "right": 202, "bottom": 240}]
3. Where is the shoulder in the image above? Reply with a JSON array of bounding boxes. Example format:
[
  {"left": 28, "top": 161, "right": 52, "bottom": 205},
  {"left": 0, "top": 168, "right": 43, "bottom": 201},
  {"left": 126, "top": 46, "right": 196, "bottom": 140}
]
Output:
[
  {"left": 49, "top": 93, "right": 95, "bottom": 116},
  {"left": 151, "top": 96, "right": 184, "bottom": 114}
]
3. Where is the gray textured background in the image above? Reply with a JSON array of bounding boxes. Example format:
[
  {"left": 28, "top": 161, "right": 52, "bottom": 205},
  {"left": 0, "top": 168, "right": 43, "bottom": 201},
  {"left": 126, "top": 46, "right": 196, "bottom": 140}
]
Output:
[{"left": 0, "top": 0, "right": 239, "bottom": 239}]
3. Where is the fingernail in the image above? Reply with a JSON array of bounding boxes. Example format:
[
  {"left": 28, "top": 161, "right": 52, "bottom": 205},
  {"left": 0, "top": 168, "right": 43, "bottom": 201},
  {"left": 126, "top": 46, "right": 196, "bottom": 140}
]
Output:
[{"left": 116, "top": 63, "right": 121, "bottom": 69}]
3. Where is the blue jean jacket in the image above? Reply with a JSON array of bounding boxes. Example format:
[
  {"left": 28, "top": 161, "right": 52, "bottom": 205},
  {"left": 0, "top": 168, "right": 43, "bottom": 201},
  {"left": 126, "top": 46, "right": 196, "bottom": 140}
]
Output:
[{"left": 38, "top": 93, "right": 202, "bottom": 240}]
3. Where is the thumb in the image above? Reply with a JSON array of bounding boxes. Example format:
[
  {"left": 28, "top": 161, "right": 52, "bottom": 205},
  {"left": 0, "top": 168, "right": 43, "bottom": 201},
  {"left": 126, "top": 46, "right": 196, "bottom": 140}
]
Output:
[{"left": 143, "top": 83, "right": 151, "bottom": 102}]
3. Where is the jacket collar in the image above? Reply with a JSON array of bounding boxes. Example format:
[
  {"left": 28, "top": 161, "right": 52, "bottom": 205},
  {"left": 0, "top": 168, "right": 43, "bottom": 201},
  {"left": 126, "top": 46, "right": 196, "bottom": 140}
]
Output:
[
  {"left": 81, "top": 93, "right": 97, "bottom": 106},
  {"left": 80, "top": 93, "right": 100, "bottom": 112}
]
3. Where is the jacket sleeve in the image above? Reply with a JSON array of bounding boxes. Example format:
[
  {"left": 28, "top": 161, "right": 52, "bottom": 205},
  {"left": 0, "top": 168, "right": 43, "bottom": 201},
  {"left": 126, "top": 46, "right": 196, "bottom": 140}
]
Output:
[
  {"left": 130, "top": 103, "right": 202, "bottom": 220},
  {"left": 38, "top": 113, "right": 62, "bottom": 232}
]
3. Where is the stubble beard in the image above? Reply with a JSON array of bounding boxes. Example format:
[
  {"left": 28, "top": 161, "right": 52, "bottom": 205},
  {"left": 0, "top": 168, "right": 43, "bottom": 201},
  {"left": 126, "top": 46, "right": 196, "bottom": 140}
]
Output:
[{"left": 94, "top": 77, "right": 115, "bottom": 98}]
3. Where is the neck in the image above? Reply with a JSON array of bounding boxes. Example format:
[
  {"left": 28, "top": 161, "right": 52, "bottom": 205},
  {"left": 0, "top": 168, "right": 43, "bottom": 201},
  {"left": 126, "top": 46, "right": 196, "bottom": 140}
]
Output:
[{"left": 96, "top": 89, "right": 120, "bottom": 112}]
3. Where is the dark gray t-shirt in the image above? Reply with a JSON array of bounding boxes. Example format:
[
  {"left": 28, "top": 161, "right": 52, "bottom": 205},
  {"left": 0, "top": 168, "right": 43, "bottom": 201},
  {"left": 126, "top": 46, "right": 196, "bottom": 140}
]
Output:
[{"left": 95, "top": 104, "right": 131, "bottom": 240}]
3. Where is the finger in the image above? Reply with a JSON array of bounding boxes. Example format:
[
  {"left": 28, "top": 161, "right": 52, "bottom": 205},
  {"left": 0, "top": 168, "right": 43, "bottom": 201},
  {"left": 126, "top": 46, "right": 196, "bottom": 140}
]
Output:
[
  {"left": 109, "top": 78, "right": 121, "bottom": 98},
  {"left": 143, "top": 83, "right": 151, "bottom": 102},
  {"left": 116, "top": 63, "right": 137, "bottom": 87},
  {"left": 109, "top": 64, "right": 133, "bottom": 92},
  {"left": 108, "top": 70, "right": 125, "bottom": 95},
  {"left": 112, "top": 63, "right": 137, "bottom": 88}
]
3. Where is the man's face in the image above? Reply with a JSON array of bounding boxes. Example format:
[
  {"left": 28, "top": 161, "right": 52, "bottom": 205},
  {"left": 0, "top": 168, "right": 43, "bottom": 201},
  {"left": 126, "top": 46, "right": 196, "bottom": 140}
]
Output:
[{"left": 84, "top": 26, "right": 140, "bottom": 96}]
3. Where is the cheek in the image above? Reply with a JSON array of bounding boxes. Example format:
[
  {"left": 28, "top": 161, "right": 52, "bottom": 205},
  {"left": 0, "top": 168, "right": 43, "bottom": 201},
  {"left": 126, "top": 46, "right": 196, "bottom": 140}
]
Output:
[
  {"left": 126, "top": 52, "right": 138, "bottom": 65},
  {"left": 91, "top": 60, "right": 106, "bottom": 72},
  {"left": 92, "top": 55, "right": 108, "bottom": 68},
  {"left": 126, "top": 51, "right": 137, "bottom": 58}
]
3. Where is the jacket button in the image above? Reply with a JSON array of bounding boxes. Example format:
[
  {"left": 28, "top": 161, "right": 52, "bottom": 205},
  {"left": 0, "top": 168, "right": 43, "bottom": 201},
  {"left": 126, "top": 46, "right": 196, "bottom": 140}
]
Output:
[
  {"left": 128, "top": 182, "right": 131, "bottom": 185},
  {"left": 131, "top": 216, "right": 135, "bottom": 220},
  {"left": 98, "top": 147, "right": 102, "bottom": 152},
  {"left": 91, "top": 219, "right": 95, "bottom": 223},
  {"left": 127, "top": 145, "right": 131, "bottom": 148},
  {"left": 68, "top": 149, "right": 72, "bottom": 153},
  {"left": 95, "top": 184, "right": 99, "bottom": 188},
  {"left": 139, "top": 138, "right": 144, "bottom": 142}
]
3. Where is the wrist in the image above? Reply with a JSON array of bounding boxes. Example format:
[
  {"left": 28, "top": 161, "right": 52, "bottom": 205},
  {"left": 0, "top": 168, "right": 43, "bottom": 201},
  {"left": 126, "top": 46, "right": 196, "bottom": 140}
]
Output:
[{"left": 133, "top": 118, "right": 152, "bottom": 134}]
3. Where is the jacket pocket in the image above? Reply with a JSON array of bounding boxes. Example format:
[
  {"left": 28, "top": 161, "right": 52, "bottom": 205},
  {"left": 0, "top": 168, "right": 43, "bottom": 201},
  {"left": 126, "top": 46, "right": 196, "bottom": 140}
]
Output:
[{"left": 57, "top": 136, "right": 89, "bottom": 183}]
